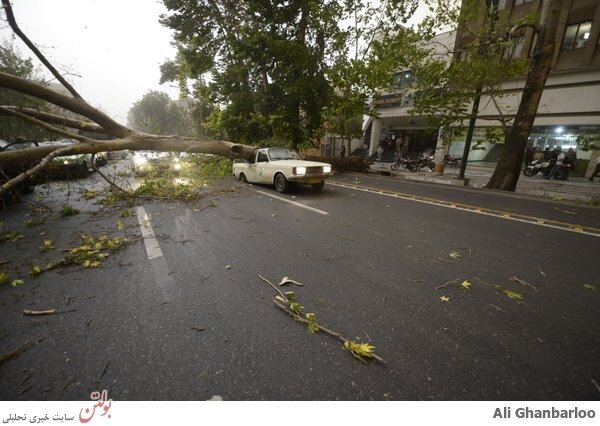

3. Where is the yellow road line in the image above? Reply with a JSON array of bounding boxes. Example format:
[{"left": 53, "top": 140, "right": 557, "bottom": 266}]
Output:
[{"left": 328, "top": 181, "right": 600, "bottom": 238}]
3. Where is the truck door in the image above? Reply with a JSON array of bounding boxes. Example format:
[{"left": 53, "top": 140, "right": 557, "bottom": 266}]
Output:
[{"left": 255, "top": 150, "right": 270, "bottom": 183}]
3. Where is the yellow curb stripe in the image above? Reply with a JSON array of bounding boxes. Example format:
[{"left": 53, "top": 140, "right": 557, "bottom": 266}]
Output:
[{"left": 328, "top": 181, "right": 600, "bottom": 238}]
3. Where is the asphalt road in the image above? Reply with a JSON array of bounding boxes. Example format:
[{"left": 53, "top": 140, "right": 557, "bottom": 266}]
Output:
[{"left": 0, "top": 171, "right": 599, "bottom": 401}]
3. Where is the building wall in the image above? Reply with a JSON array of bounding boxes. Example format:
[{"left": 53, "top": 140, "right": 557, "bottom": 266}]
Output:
[{"left": 450, "top": 0, "right": 600, "bottom": 168}]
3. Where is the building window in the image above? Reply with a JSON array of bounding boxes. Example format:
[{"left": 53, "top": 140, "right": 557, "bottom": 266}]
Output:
[
  {"left": 497, "top": 0, "right": 507, "bottom": 10},
  {"left": 561, "top": 21, "right": 592, "bottom": 50},
  {"left": 514, "top": 0, "right": 534, "bottom": 5},
  {"left": 394, "top": 70, "right": 415, "bottom": 89}
]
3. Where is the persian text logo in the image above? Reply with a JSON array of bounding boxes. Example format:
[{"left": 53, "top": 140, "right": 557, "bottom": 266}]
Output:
[{"left": 79, "top": 390, "right": 112, "bottom": 423}]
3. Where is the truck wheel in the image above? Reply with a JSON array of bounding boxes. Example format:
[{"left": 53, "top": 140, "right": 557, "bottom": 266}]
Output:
[
  {"left": 274, "top": 173, "right": 290, "bottom": 193},
  {"left": 239, "top": 173, "right": 248, "bottom": 183},
  {"left": 311, "top": 181, "right": 325, "bottom": 191}
]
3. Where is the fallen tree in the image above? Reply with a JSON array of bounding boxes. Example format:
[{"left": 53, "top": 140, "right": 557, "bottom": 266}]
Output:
[{"left": 0, "top": 0, "right": 254, "bottom": 198}]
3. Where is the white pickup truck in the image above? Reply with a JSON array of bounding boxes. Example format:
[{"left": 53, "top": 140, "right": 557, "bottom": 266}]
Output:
[{"left": 233, "top": 147, "right": 332, "bottom": 193}]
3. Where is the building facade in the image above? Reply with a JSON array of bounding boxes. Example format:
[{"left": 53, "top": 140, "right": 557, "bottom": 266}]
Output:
[{"left": 365, "top": 0, "right": 600, "bottom": 175}]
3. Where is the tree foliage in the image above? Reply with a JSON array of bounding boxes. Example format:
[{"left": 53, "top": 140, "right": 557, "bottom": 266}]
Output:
[
  {"left": 388, "top": 0, "right": 564, "bottom": 191},
  {"left": 127, "top": 90, "right": 208, "bottom": 137},
  {"left": 0, "top": 40, "right": 50, "bottom": 141},
  {"left": 160, "top": 0, "right": 419, "bottom": 149}
]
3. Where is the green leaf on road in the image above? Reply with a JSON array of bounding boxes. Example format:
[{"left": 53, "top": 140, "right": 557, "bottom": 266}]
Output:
[
  {"left": 461, "top": 280, "right": 472, "bottom": 290},
  {"left": 39, "top": 239, "right": 55, "bottom": 252},
  {"left": 120, "top": 209, "right": 134, "bottom": 217},
  {"left": 116, "top": 220, "right": 125, "bottom": 231},
  {"left": 583, "top": 284, "right": 597, "bottom": 292},
  {"left": 449, "top": 251, "right": 461, "bottom": 259},
  {"left": 0, "top": 271, "right": 10, "bottom": 285},
  {"left": 504, "top": 290, "right": 523, "bottom": 300},
  {"left": 11, "top": 279, "right": 24, "bottom": 287},
  {"left": 30, "top": 265, "right": 43, "bottom": 277}
]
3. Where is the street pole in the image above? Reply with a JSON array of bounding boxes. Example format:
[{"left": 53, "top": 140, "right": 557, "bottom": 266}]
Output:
[
  {"left": 457, "top": 86, "right": 482, "bottom": 179},
  {"left": 456, "top": 0, "right": 499, "bottom": 180}
]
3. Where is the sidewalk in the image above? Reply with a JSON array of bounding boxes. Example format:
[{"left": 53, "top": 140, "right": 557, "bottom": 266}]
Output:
[{"left": 368, "top": 162, "right": 600, "bottom": 204}]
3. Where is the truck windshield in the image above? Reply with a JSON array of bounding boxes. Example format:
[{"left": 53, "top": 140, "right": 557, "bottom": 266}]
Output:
[{"left": 268, "top": 148, "right": 302, "bottom": 161}]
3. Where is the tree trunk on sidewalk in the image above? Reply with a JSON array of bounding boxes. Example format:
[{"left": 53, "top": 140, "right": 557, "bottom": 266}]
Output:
[{"left": 485, "top": 0, "right": 562, "bottom": 191}]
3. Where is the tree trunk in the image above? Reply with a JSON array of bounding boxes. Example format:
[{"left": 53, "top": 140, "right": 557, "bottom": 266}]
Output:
[{"left": 485, "top": 0, "right": 562, "bottom": 191}]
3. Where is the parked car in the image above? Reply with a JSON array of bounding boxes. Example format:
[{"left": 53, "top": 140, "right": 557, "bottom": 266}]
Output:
[
  {"left": 232, "top": 147, "right": 332, "bottom": 193},
  {"left": 38, "top": 139, "right": 104, "bottom": 179},
  {"left": 130, "top": 151, "right": 187, "bottom": 176},
  {"left": 0, "top": 139, "right": 40, "bottom": 196}
]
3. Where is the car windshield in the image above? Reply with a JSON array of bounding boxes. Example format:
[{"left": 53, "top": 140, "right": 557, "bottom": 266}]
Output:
[{"left": 268, "top": 148, "right": 302, "bottom": 161}]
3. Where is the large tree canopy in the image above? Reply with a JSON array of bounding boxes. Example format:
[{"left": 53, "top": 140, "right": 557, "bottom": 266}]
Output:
[{"left": 159, "top": 0, "right": 419, "bottom": 148}]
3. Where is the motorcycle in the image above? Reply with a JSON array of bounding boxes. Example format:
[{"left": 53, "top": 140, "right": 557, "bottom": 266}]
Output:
[
  {"left": 391, "top": 155, "right": 419, "bottom": 172},
  {"left": 523, "top": 159, "right": 550, "bottom": 177},
  {"left": 524, "top": 156, "right": 570, "bottom": 180},
  {"left": 417, "top": 149, "right": 435, "bottom": 171}
]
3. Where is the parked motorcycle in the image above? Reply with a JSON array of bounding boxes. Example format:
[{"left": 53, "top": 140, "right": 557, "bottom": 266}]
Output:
[
  {"left": 524, "top": 156, "right": 570, "bottom": 180},
  {"left": 418, "top": 149, "right": 435, "bottom": 171},
  {"left": 391, "top": 156, "right": 419, "bottom": 172},
  {"left": 523, "top": 159, "right": 550, "bottom": 177}
]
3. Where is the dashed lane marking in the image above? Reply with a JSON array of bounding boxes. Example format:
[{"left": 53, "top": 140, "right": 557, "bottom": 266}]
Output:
[
  {"left": 328, "top": 181, "right": 600, "bottom": 238},
  {"left": 136, "top": 206, "right": 164, "bottom": 259}
]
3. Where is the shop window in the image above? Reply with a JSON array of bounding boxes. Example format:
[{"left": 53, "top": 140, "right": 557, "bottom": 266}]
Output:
[{"left": 561, "top": 21, "right": 592, "bottom": 50}]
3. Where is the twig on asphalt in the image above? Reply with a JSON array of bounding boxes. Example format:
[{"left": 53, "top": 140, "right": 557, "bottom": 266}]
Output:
[
  {"left": 591, "top": 379, "right": 600, "bottom": 394},
  {"left": 257, "top": 275, "right": 287, "bottom": 299},
  {"left": 487, "top": 304, "right": 507, "bottom": 313},
  {"left": 435, "top": 279, "right": 460, "bottom": 291},
  {"left": 96, "top": 361, "right": 110, "bottom": 384},
  {"left": 0, "top": 338, "right": 44, "bottom": 366},
  {"left": 535, "top": 265, "right": 546, "bottom": 276},
  {"left": 23, "top": 308, "right": 76, "bottom": 316},
  {"left": 510, "top": 276, "right": 538, "bottom": 291},
  {"left": 61, "top": 293, "right": 73, "bottom": 306}
]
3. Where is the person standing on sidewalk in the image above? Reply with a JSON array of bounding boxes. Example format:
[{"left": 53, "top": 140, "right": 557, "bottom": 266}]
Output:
[
  {"left": 376, "top": 144, "right": 384, "bottom": 163},
  {"left": 589, "top": 155, "right": 600, "bottom": 182}
]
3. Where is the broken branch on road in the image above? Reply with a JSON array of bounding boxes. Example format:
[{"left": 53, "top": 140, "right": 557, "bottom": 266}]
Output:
[{"left": 258, "top": 275, "right": 385, "bottom": 364}]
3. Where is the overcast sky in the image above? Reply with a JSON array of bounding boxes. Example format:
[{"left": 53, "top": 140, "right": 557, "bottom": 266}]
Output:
[{"left": 0, "top": 0, "right": 179, "bottom": 125}]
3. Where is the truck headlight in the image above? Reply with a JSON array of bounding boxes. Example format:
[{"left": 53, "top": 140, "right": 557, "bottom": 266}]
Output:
[
  {"left": 294, "top": 167, "right": 306, "bottom": 176},
  {"left": 323, "top": 166, "right": 331, "bottom": 173}
]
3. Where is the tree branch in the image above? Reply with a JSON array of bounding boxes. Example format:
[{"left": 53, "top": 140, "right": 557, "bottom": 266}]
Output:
[
  {"left": 0, "top": 106, "right": 96, "bottom": 142},
  {"left": 0, "top": 71, "right": 132, "bottom": 138},
  {"left": 0, "top": 106, "right": 106, "bottom": 133},
  {"left": 1, "top": 0, "right": 83, "bottom": 100}
]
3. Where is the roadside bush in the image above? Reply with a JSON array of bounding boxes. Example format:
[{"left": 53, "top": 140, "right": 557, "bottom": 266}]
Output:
[{"left": 304, "top": 155, "right": 372, "bottom": 173}]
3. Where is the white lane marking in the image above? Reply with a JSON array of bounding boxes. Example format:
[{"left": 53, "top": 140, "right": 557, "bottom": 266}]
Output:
[
  {"left": 252, "top": 189, "right": 329, "bottom": 215},
  {"left": 136, "top": 206, "right": 164, "bottom": 259},
  {"left": 328, "top": 182, "right": 600, "bottom": 238}
]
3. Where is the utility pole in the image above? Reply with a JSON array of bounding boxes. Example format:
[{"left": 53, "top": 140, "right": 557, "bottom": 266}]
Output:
[{"left": 457, "top": 0, "right": 499, "bottom": 180}]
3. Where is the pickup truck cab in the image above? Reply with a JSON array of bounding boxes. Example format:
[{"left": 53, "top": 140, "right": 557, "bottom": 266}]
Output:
[{"left": 233, "top": 147, "right": 332, "bottom": 193}]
